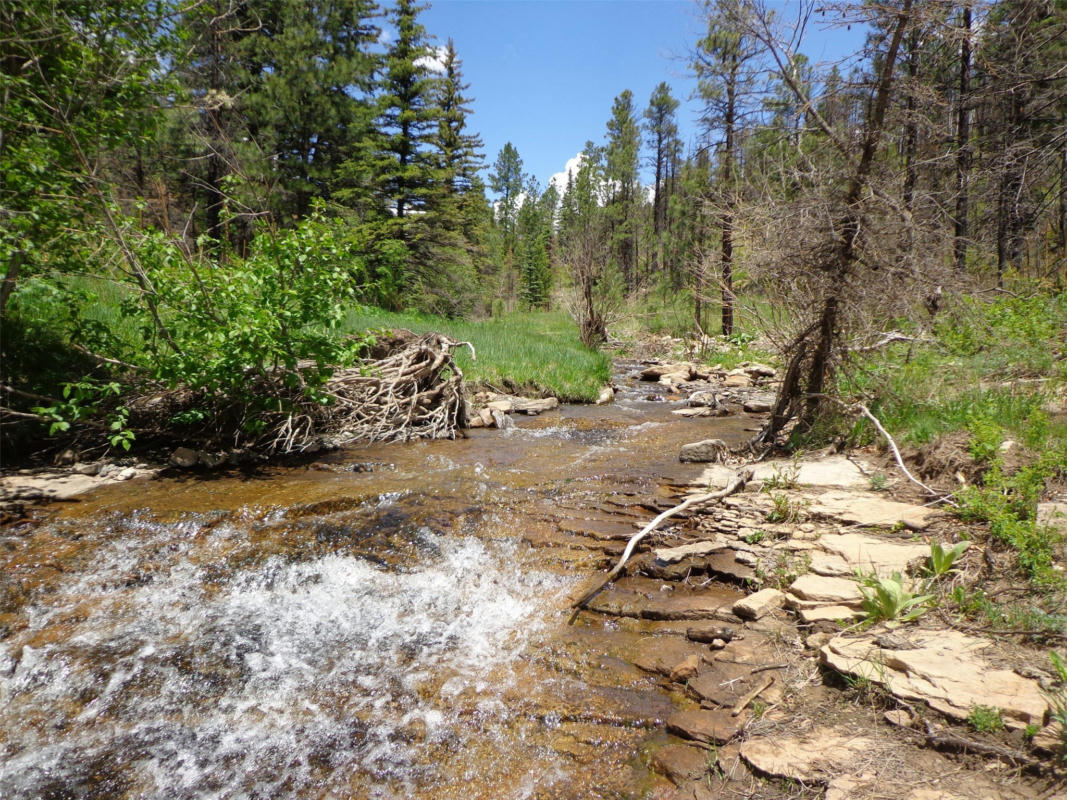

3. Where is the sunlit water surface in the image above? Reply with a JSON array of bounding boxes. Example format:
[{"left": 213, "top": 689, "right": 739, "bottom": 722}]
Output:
[{"left": 0, "top": 365, "right": 751, "bottom": 799}]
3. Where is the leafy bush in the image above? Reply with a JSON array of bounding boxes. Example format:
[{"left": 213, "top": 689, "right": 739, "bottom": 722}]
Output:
[
  {"left": 133, "top": 209, "right": 369, "bottom": 399},
  {"left": 958, "top": 445, "right": 1067, "bottom": 587}
]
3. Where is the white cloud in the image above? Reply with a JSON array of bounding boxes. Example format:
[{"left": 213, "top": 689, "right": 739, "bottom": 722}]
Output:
[
  {"left": 549, "top": 153, "right": 585, "bottom": 195},
  {"left": 416, "top": 45, "right": 449, "bottom": 74}
]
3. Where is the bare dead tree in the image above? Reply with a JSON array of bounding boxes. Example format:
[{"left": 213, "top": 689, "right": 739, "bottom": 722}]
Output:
[
  {"left": 562, "top": 209, "right": 616, "bottom": 347},
  {"left": 743, "top": 0, "right": 916, "bottom": 445}
]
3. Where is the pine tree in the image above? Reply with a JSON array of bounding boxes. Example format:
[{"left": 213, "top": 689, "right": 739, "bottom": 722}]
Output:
[
  {"left": 644, "top": 82, "right": 681, "bottom": 279},
  {"left": 489, "top": 142, "right": 525, "bottom": 252},
  {"left": 432, "top": 39, "right": 484, "bottom": 197},
  {"left": 372, "top": 0, "right": 441, "bottom": 220},
  {"left": 693, "top": 0, "right": 764, "bottom": 336},
  {"left": 977, "top": 0, "right": 1067, "bottom": 282},
  {"left": 174, "top": 0, "right": 381, "bottom": 236},
  {"left": 246, "top": 0, "right": 381, "bottom": 219},
  {"left": 604, "top": 90, "right": 642, "bottom": 290},
  {"left": 517, "top": 179, "right": 552, "bottom": 309}
]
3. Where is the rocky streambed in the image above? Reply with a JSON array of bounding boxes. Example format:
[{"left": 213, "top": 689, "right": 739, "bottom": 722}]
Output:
[{"left": 0, "top": 359, "right": 1063, "bottom": 799}]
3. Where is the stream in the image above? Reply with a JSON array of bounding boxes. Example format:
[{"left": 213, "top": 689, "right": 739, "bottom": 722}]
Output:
[{"left": 0, "top": 362, "right": 754, "bottom": 799}]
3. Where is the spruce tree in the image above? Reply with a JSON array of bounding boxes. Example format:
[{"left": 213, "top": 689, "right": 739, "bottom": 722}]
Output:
[
  {"left": 432, "top": 40, "right": 484, "bottom": 198},
  {"left": 372, "top": 0, "right": 441, "bottom": 220}
]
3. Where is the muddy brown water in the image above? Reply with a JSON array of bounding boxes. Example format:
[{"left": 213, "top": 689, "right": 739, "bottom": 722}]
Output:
[{"left": 0, "top": 364, "right": 754, "bottom": 799}]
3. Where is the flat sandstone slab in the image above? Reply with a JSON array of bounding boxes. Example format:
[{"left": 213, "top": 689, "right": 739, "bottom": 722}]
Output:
[
  {"left": 666, "top": 709, "right": 744, "bottom": 745},
  {"left": 654, "top": 540, "right": 727, "bottom": 563},
  {"left": 786, "top": 574, "right": 865, "bottom": 606},
  {"left": 821, "top": 629, "right": 1047, "bottom": 729},
  {"left": 740, "top": 728, "right": 876, "bottom": 782},
  {"left": 798, "top": 605, "right": 862, "bottom": 623},
  {"left": 732, "top": 588, "right": 785, "bottom": 620},
  {"left": 816, "top": 532, "right": 930, "bottom": 577},
  {"left": 809, "top": 490, "right": 940, "bottom": 530},
  {"left": 695, "top": 455, "right": 871, "bottom": 490}
]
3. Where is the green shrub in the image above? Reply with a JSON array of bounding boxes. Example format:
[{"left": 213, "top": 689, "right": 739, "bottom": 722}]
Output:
[{"left": 133, "top": 209, "right": 368, "bottom": 400}]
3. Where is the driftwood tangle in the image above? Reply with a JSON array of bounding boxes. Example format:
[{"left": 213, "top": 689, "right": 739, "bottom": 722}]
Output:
[{"left": 267, "top": 331, "right": 474, "bottom": 452}]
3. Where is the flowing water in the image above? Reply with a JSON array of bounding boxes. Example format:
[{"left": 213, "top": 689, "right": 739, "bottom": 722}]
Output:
[{"left": 0, "top": 365, "right": 752, "bottom": 799}]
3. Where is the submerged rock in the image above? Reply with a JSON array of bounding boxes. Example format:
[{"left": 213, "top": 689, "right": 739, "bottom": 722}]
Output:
[{"left": 633, "top": 637, "right": 706, "bottom": 676}]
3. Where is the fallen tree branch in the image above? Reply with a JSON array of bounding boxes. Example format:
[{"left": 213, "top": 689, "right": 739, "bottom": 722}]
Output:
[
  {"left": 850, "top": 331, "right": 926, "bottom": 353},
  {"left": 852, "top": 402, "right": 955, "bottom": 506},
  {"left": 568, "top": 468, "right": 752, "bottom": 623},
  {"left": 812, "top": 394, "right": 957, "bottom": 507},
  {"left": 69, "top": 343, "right": 147, "bottom": 372},
  {"left": 731, "top": 675, "right": 775, "bottom": 716},
  {"left": 921, "top": 720, "right": 1039, "bottom": 768}
]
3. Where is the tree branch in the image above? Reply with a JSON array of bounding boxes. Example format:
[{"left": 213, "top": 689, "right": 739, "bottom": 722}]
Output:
[{"left": 568, "top": 468, "right": 753, "bottom": 622}]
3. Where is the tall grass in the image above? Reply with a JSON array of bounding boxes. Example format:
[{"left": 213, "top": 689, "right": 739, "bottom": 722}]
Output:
[
  {"left": 842, "top": 292, "right": 1067, "bottom": 446},
  {"left": 341, "top": 308, "right": 611, "bottom": 402},
  {"left": 8, "top": 271, "right": 611, "bottom": 403}
]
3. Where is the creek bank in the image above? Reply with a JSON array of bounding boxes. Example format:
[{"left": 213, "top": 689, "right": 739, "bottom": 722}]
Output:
[
  {"left": 568, "top": 427, "right": 1064, "bottom": 796},
  {"left": 632, "top": 358, "right": 779, "bottom": 418}
]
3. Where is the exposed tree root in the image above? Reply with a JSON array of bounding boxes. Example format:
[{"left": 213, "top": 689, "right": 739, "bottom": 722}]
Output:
[{"left": 262, "top": 332, "right": 475, "bottom": 452}]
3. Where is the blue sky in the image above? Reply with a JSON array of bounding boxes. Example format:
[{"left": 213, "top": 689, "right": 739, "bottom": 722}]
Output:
[{"left": 420, "top": 0, "right": 866, "bottom": 194}]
